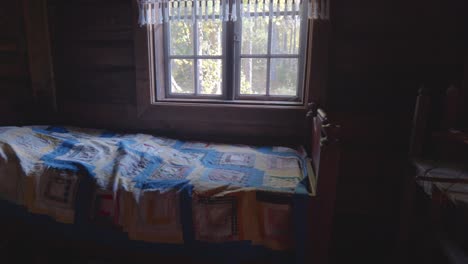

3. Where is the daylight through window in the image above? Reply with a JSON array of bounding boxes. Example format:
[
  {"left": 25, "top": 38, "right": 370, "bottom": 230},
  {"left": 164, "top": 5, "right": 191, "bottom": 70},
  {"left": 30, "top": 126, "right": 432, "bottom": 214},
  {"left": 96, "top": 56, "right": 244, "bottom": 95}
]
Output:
[{"left": 143, "top": 0, "right": 310, "bottom": 103}]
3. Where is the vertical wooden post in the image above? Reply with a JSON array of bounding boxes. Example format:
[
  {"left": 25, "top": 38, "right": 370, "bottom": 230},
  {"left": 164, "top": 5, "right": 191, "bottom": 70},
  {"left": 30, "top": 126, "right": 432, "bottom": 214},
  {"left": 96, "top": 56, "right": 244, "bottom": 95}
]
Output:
[
  {"left": 305, "top": 19, "right": 331, "bottom": 108},
  {"left": 308, "top": 108, "right": 341, "bottom": 264},
  {"left": 397, "top": 86, "right": 431, "bottom": 263},
  {"left": 408, "top": 87, "right": 430, "bottom": 158},
  {"left": 462, "top": 53, "right": 468, "bottom": 123},
  {"left": 441, "top": 85, "right": 462, "bottom": 130},
  {"left": 22, "top": 0, "right": 57, "bottom": 116}
]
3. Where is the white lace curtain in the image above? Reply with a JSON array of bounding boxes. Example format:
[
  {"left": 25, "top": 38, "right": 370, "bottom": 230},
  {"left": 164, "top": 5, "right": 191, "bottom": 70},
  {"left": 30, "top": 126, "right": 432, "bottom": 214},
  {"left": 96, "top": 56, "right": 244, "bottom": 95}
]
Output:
[{"left": 137, "top": 0, "right": 329, "bottom": 26}]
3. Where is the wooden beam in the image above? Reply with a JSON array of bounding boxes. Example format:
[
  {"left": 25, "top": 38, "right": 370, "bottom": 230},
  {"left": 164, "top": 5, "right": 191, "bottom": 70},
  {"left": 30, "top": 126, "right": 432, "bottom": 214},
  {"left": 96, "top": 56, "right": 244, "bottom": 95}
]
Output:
[
  {"left": 409, "top": 86, "right": 430, "bottom": 158},
  {"left": 22, "top": 0, "right": 57, "bottom": 113},
  {"left": 305, "top": 17, "right": 331, "bottom": 108}
]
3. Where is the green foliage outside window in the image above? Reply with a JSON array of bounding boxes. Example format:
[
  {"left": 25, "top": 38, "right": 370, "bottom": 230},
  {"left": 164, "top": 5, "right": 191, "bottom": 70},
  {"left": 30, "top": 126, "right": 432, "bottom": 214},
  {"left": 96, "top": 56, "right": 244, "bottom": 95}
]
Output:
[{"left": 167, "top": 2, "right": 302, "bottom": 97}]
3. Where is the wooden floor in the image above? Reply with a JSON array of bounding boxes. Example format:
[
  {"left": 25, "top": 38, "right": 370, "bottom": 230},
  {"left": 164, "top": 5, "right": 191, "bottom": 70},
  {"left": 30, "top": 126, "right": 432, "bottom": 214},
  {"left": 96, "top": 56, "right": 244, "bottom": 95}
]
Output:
[
  {"left": 0, "top": 202, "right": 295, "bottom": 264},
  {"left": 0, "top": 222, "right": 294, "bottom": 264},
  {"left": 1, "top": 240, "right": 291, "bottom": 264}
]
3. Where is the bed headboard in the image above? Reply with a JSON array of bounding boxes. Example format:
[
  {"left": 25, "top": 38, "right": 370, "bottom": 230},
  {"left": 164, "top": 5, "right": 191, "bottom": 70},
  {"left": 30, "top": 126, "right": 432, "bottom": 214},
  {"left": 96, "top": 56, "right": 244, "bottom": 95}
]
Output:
[
  {"left": 306, "top": 103, "right": 341, "bottom": 194},
  {"left": 305, "top": 103, "right": 341, "bottom": 264}
]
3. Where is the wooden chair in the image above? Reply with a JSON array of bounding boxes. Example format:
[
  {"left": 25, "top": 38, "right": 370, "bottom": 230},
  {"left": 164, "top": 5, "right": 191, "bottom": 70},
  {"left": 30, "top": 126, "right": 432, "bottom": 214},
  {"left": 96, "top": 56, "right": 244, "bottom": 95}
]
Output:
[{"left": 398, "top": 85, "right": 468, "bottom": 264}]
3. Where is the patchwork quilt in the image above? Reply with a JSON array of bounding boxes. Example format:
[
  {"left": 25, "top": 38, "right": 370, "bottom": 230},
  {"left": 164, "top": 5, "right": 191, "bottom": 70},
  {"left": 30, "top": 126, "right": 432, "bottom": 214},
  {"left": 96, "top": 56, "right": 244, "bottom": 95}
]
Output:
[{"left": 0, "top": 126, "right": 312, "bottom": 251}]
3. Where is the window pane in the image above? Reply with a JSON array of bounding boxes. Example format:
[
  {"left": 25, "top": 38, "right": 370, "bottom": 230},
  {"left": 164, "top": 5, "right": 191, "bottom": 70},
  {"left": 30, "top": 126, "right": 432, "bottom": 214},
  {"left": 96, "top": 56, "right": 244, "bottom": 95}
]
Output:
[
  {"left": 198, "top": 20, "right": 223, "bottom": 56},
  {"left": 199, "top": 59, "right": 223, "bottom": 95},
  {"left": 271, "top": 17, "right": 301, "bottom": 55},
  {"left": 170, "top": 59, "right": 194, "bottom": 94},
  {"left": 240, "top": 58, "right": 267, "bottom": 95},
  {"left": 241, "top": 17, "right": 269, "bottom": 55},
  {"left": 270, "top": 58, "right": 298, "bottom": 96},
  {"left": 169, "top": 21, "right": 193, "bottom": 55}
]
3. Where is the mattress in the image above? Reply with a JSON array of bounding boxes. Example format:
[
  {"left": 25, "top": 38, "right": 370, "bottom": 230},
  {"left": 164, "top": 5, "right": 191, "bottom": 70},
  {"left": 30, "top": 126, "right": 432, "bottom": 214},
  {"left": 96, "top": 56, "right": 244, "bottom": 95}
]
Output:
[{"left": 0, "top": 126, "right": 312, "bottom": 251}]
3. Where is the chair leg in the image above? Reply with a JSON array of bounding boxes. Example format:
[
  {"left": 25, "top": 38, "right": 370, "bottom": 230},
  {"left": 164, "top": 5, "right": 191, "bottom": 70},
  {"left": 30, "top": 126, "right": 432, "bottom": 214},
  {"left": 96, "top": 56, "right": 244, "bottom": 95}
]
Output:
[{"left": 395, "top": 176, "right": 417, "bottom": 264}]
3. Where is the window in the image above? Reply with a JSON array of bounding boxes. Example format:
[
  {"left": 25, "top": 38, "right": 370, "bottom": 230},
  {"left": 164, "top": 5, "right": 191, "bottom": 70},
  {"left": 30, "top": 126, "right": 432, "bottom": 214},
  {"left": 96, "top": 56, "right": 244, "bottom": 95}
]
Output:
[{"left": 141, "top": 0, "right": 310, "bottom": 104}]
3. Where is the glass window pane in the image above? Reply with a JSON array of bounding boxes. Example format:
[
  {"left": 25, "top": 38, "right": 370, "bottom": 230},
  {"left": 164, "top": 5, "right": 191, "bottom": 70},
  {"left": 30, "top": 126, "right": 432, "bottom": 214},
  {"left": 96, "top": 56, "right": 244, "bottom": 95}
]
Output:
[
  {"left": 170, "top": 59, "right": 194, "bottom": 94},
  {"left": 169, "top": 21, "right": 193, "bottom": 56},
  {"left": 271, "top": 17, "right": 301, "bottom": 55},
  {"left": 199, "top": 59, "right": 223, "bottom": 95},
  {"left": 198, "top": 20, "right": 223, "bottom": 56},
  {"left": 241, "top": 17, "right": 269, "bottom": 55},
  {"left": 270, "top": 58, "right": 298, "bottom": 96},
  {"left": 240, "top": 58, "right": 267, "bottom": 95}
]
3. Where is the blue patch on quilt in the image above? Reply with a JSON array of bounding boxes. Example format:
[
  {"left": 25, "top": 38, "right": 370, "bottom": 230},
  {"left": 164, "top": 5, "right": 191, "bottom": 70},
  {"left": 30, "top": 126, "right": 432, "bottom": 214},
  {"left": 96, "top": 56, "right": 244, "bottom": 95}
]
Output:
[
  {"left": 255, "top": 146, "right": 301, "bottom": 157},
  {"left": 100, "top": 131, "right": 117, "bottom": 138},
  {"left": 171, "top": 140, "right": 185, "bottom": 149},
  {"left": 200, "top": 167, "right": 264, "bottom": 187},
  {"left": 32, "top": 126, "right": 69, "bottom": 134},
  {"left": 46, "top": 126, "right": 69, "bottom": 133},
  {"left": 41, "top": 140, "right": 81, "bottom": 172},
  {"left": 202, "top": 151, "right": 256, "bottom": 168}
]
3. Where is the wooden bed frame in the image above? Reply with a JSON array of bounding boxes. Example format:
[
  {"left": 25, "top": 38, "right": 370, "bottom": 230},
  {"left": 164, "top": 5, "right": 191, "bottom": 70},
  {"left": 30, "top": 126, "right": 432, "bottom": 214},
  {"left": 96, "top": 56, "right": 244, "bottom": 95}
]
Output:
[
  {"left": 305, "top": 103, "right": 341, "bottom": 264},
  {"left": 0, "top": 104, "right": 341, "bottom": 264}
]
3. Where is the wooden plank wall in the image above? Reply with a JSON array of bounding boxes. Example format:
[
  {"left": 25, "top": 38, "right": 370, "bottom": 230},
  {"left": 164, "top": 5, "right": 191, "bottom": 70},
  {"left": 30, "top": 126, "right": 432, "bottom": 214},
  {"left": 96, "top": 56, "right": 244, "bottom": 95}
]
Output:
[
  {"left": 327, "top": 0, "right": 467, "bottom": 262},
  {"left": 0, "top": 1, "right": 32, "bottom": 124},
  {"left": 48, "top": 0, "right": 135, "bottom": 106}
]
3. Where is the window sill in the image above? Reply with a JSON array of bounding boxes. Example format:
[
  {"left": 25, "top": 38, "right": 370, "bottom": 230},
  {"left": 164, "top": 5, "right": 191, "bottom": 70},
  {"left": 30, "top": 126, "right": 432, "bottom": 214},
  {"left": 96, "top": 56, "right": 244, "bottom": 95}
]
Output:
[
  {"left": 152, "top": 98, "right": 306, "bottom": 110},
  {"left": 137, "top": 99, "right": 307, "bottom": 125}
]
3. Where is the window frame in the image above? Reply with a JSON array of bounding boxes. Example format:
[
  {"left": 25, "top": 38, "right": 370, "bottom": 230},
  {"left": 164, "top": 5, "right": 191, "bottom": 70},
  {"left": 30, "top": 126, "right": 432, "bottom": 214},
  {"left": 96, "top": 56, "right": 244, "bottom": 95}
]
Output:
[
  {"left": 232, "top": 2, "right": 309, "bottom": 102},
  {"left": 153, "top": 0, "right": 309, "bottom": 105},
  {"left": 162, "top": 6, "right": 228, "bottom": 100}
]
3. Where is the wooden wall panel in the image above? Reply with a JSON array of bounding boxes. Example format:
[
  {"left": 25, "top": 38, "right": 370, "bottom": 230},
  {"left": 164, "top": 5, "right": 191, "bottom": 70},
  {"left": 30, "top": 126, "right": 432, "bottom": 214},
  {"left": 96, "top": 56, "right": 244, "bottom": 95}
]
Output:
[
  {"left": 49, "top": 0, "right": 136, "bottom": 106},
  {"left": 23, "top": 0, "right": 57, "bottom": 119},
  {"left": 328, "top": 0, "right": 466, "bottom": 111},
  {"left": 0, "top": 1, "right": 31, "bottom": 124},
  {"left": 64, "top": 0, "right": 133, "bottom": 34},
  {"left": 59, "top": 70, "right": 136, "bottom": 104},
  {"left": 327, "top": 0, "right": 467, "bottom": 261},
  {"left": 64, "top": 44, "right": 134, "bottom": 69}
]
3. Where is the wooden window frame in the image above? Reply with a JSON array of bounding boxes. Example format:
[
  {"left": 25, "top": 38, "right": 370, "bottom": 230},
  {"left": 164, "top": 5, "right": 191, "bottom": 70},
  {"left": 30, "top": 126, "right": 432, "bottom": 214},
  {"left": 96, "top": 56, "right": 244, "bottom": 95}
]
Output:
[
  {"left": 154, "top": 1, "right": 308, "bottom": 104},
  {"left": 160, "top": 7, "right": 228, "bottom": 100},
  {"left": 133, "top": 0, "right": 330, "bottom": 129},
  {"left": 232, "top": 4, "right": 309, "bottom": 103}
]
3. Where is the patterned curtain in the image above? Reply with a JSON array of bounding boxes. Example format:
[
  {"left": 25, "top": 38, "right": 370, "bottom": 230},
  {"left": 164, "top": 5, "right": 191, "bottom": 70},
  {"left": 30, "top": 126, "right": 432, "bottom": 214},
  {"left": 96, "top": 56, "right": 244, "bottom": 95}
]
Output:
[{"left": 137, "top": 0, "right": 329, "bottom": 26}]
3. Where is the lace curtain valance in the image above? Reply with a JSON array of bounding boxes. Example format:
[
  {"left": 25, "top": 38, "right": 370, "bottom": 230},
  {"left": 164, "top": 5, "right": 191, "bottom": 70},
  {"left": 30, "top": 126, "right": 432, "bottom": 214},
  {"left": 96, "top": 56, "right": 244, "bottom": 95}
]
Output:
[{"left": 137, "top": 0, "right": 329, "bottom": 26}]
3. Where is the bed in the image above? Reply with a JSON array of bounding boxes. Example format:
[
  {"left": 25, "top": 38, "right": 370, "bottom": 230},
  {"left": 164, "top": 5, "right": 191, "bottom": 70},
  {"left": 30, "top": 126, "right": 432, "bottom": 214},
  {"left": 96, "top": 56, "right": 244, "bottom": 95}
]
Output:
[{"left": 0, "top": 105, "right": 340, "bottom": 264}]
